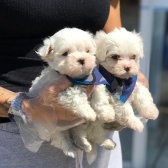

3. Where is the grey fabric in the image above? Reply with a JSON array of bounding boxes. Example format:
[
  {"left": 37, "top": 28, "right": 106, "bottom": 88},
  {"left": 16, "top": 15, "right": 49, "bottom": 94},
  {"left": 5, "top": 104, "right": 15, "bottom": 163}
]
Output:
[{"left": 0, "top": 122, "right": 122, "bottom": 168}]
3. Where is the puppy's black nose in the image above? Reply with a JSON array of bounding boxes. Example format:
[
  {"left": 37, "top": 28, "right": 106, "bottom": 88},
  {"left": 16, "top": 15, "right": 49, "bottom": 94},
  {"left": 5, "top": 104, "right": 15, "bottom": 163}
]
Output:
[
  {"left": 124, "top": 67, "right": 130, "bottom": 72},
  {"left": 78, "top": 59, "right": 85, "bottom": 65}
]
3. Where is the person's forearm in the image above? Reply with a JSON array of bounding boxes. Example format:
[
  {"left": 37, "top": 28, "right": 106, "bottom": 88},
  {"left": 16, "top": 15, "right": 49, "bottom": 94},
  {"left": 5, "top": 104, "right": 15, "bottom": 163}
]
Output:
[
  {"left": 0, "top": 87, "right": 17, "bottom": 117},
  {"left": 0, "top": 87, "right": 17, "bottom": 107},
  {"left": 103, "top": 0, "right": 121, "bottom": 33}
]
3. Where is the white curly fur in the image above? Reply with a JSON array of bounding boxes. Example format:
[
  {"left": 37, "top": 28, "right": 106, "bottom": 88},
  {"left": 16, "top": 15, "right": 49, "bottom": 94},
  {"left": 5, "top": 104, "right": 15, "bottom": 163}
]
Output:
[
  {"left": 95, "top": 27, "right": 159, "bottom": 132},
  {"left": 29, "top": 28, "right": 115, "bottom": 160}
]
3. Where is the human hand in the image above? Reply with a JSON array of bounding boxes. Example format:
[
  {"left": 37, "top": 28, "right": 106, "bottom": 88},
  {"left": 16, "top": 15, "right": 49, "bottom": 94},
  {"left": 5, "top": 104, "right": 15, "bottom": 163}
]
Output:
[
  {"left": 138, "top": 71, "right": 149, "bottom": 88},
  {"left": 22, "top": 77, "right": 86, "bottom": 129},
  {"left": 11, "top": 77, "right": 95, "bottom": 153}
]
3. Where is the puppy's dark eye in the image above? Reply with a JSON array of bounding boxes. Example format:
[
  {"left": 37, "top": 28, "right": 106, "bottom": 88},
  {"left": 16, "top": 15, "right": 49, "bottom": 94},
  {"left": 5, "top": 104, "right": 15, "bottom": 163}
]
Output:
[
  {"left": 62, "top": 51, "right": 68, "bottom": 57},
  {"left": 86, "top": 49, "right": 90, "bottom": 53},
  {"left": 111, "top": 54, "right": 120, "bottom": 60},
  {"left": 130, "top": 55, "right": 136, "bottom": 60}
]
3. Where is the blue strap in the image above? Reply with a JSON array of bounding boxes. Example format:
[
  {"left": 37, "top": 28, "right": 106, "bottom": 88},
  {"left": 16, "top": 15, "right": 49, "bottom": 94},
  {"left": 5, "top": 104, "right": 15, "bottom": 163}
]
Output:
[
  {"left": 67, "top": 66, "right": 137, "bottom": 103},
  {"left": 99, "top": 65, "right": 137, "bottom": 103},
  {"left": 67, "top": 68, "right": 109, "bottom": 86},
  {"left": 119, "top": 75, "right": 137, "bottom": 103}
]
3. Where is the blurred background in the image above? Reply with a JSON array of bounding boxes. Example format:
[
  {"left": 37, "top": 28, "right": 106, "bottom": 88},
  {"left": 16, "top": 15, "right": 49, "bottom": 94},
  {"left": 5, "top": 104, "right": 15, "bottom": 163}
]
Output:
[{"left": 120, "top": 0, "right": 168, "bottom": 168}]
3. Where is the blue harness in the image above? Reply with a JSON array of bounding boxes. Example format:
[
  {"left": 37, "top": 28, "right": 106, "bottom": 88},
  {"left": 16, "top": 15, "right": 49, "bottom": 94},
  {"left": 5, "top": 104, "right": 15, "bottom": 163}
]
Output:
[
  {"left": 99, "top": 65, "right": 137, "bottom": 103},
  {"left": 67, "top": 66, "right": 137, "bottom": 103},
  {"left": 67, "top": 68, "right": 109, "bottom": 86}
]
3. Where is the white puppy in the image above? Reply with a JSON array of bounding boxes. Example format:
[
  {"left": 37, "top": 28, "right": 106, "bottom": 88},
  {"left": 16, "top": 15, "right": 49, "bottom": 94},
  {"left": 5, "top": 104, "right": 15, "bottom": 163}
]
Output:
[
  {"left": 29, "top": 28, "right": 97, "bottom": 157},
  {"left": 30, "top": 28, "right": 97, "bottom": 120},
  {"left": 95, "top": 28, "right": 159, "bottom": 132}
]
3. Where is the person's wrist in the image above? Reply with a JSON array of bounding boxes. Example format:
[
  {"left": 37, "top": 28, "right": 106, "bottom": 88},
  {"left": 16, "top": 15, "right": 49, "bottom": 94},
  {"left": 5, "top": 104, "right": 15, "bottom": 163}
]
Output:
[
  {"left": 8, "top": 92, "right": 31, "bottom": 122},
  {"left": 0, "top": 88, "right": 18, "bottom": 118},
  {"left": 0, "top": 89, "right": 17, "bottom": 108}
]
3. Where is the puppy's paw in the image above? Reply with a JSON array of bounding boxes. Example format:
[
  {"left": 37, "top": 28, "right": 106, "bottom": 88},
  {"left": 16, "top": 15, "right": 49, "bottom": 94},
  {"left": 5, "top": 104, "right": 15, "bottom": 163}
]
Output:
[
  {"left": 81, "top": 142, "right": 92, "bottom": 153},
  {"left": 63, "top": 143, "right": 78, "bottom": 158},
  {"left": 74, "top": 137, "right": 92, "bottom": 153},
  {"left": 142, "top": 105, "right": 159, "bottom": 120},
  {"left": 64, "top": 149, "right": 76, "bottom": 158},
  {"left": 82, "top": 111, "right": 96, "bottom": 122},
  {"left": 100, "top": 139, "right": 116, "bottom": 150},
  {"left": 127, "top": 117, "right": 144, "bottom": 132},
  {"left": 98, "top": 112, "right": 115, "bottom": 123},
  {"left": 97, "top": 106, "right": 115, "bottom": 123}
]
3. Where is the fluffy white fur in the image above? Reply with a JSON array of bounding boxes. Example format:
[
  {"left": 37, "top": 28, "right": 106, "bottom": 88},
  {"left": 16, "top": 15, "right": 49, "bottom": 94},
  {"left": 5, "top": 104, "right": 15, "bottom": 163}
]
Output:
[
  {"left": 29, "top": 28, "right": 115, "bottom": 160},
  {"left": 95, "top": 28, "right": 159, "bottom": 132},
  {"left": 29, "top": 28, "right": 97, "bottom": 158},
  {"left": 30, "top": 28, "right": 97, "bottom": 120}
]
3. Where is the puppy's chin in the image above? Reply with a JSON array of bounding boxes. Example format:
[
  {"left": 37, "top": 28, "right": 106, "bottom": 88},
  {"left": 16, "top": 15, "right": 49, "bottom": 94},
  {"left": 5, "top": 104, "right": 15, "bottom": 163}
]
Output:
[
  {"left": 114, "top": 71, "right": 137, "bottom": 79},
  {"left": 116, "top": 73, "right": 133, "bottom": 79},
  {"left": 63, "top": 58, "right": 95, "bottom": 78},
  {"left": 102, "top": 64, "right": 138, "bottom": 79},
  {"left": 66, "top": 68, "right": 93, "bottom": 79}
]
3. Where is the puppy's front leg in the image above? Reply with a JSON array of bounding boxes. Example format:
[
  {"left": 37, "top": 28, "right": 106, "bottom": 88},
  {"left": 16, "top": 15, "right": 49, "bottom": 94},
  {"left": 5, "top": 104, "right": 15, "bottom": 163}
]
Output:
[
  {"left": 91, "top": 85, "right": 115, "bottom": 122},
  {"left": 87, "top": 122, "right": 116, "bottom": 150},
  {"left": 51, "top": 130, "right": 77, "bottom": 158},
  {"left": 114, "top": 100, "right": 144, "bottom": 132},
  {"left": 70, "top": 124, "right": 92, "bottom": 153},
  {"left": 132, "top": 82, "right": 159, "bottom": 120},
  {"left": 58, "top": 86, "right": 96, "bottom": 121}
]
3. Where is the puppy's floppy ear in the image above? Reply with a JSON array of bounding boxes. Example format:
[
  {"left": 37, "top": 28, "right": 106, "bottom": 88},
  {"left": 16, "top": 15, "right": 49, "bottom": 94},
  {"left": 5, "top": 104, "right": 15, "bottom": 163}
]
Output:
[
  {"left": 36, "top": 37, "right": 54, "bottom": 62},
  {"left": 95, "top": 31, "right": 108, "bottom": 62}
]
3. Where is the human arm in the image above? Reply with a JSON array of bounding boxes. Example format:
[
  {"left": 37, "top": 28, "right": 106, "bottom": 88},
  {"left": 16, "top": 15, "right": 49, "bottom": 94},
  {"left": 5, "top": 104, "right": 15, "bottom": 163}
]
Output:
[
  {"left": 0, "top": 77, "right": 80, "bottom": 124},
  {"left": 0, "top": 87, "right": 17, "bottom": 117},
  {"left": 103, "top": 0, "right": 121, "bottom": 32}
]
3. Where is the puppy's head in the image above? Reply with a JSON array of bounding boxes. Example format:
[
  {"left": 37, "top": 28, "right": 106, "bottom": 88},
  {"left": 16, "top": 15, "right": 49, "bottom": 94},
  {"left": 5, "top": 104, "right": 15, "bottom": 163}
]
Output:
[
  {"left": 37, "top": 28, "right": 96, "bottom": 78},
  {"left": 96, "top": 28, "right": 143, "bottom": 79}
]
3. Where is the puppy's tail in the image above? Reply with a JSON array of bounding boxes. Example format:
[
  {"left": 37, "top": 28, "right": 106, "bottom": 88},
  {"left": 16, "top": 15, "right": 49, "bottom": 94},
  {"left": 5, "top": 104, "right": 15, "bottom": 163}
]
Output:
[{"left": 86, "top": 144, "right": 97, "bottom": 165}]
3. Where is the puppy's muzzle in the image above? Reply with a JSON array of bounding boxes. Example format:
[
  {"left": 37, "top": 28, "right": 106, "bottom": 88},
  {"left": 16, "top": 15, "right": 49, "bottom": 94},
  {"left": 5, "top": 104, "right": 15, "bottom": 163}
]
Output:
[
  {"left": 78, "top": 59, "right": 85, "bottom": 65},
  {"left": 124, "top": 66, "right": 130, "bottom": 72}
]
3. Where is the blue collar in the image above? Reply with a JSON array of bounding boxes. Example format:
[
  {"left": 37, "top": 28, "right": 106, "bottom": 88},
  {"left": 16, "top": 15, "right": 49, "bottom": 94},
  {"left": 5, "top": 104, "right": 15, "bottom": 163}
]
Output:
[
  {"left": 99, "top": 65, "right": 137, "bottom": 103},
  {"left": 67, "top": 68, "right": 109, "bottom": 86}
]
